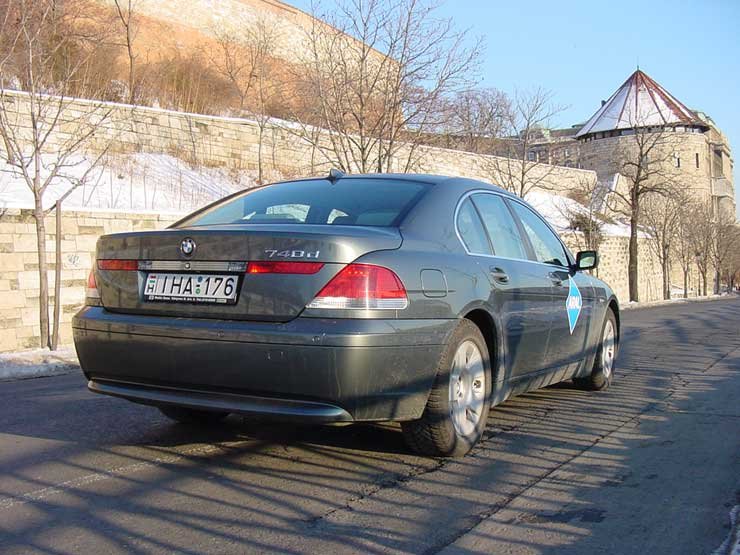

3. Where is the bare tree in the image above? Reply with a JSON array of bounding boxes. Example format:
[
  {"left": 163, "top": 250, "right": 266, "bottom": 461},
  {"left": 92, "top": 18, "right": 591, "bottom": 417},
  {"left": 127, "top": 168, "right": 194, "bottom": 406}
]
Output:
[
  {"left": 0, "top": 0, "right": 114, "bottom": 349},
  {"left": 480, "top": 87, "right": 566, "bottom": 199},
  {"left": 725, "top": 238, "right": 740, "bottom": 292},
  {"left": 288, "top": 0, "right": 481, "bottom": 174},
  {"left": 438, "top": 88, "right": 511, "bottom": 153},
  {"left": 564, "top": 174, "right": 606, "bottom": 253},
  {"left": 209, "top": 29, "right": 257, "bottom": 113},
  {"left": 605, "top": 123, "right": 679, "bottom": 302},
  {"left": 689, "top": 201, "right": 714, "bottom": 297},
  {"left": 112, "top": 0, "right": 141, "bottom": 104},
  {"left": 50, "top": 162, "right": 107, "bottom": 349},
  {"left": 673, "top": 195, "right": 701, "bottom": 299},
  {"left": 642, "top": 189, "right": 682, "bottom": 300},
  {"left": 247, "top": 19, "right": 281, "bottom": 184},
  {"left": 709, "top": 210, "right": 740, "bottom": 294},
  {"left": 209, "top": 18, "right": 281, "bottom": 184}
]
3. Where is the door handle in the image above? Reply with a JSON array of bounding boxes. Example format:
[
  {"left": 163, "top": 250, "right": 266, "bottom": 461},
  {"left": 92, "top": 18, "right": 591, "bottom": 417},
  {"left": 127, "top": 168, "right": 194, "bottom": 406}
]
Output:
[
  {"left": 549, "top": 272, "right": 564, "bottom": 287},
  {"left": 490, "top": 267, "right": 509, "bottom": 283}
]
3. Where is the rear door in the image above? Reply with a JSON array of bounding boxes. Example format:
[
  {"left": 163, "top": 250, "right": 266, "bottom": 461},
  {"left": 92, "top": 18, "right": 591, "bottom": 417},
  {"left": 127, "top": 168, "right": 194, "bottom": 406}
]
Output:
[
  {"left": 458, "top": 193, "right": 554, "bottom": 381},
  {"left": 507, "top": 200, "right": 593, "bottom": 371}
]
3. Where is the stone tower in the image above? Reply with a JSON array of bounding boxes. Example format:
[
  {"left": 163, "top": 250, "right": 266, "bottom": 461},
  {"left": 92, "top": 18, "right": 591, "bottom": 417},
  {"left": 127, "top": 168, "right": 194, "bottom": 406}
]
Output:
[{"left": 575, "top": 70, "right": 735, "bottom": 217}]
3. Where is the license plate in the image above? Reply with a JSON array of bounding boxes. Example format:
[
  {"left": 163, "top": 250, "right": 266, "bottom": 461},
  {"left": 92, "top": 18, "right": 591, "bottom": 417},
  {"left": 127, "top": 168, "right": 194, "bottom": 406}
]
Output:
[{"left": 144, "top": 273, "right": 239, "bottom": 304}]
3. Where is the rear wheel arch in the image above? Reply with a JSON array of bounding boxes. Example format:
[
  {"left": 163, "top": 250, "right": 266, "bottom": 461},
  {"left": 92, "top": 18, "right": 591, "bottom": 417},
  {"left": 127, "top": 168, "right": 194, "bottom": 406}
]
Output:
[
  {"left": 607, "top": 297, "right": 620, "bottom": 339},
  {"left": 463, "top": 308, "right": 499, "bottom": 379}
]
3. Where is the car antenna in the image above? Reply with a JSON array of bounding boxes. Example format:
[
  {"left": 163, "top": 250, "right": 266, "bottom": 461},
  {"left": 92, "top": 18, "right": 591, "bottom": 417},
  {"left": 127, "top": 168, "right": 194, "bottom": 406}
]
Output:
[{"left": 327, "top": 168, "right": 345, "bottom": 184}]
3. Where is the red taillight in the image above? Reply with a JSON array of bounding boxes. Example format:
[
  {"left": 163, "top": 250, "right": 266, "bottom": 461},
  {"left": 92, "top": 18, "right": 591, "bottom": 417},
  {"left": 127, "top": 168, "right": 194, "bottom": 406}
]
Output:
[
  {"left": 307, "top": 263, "right": 408, "bottom": 310},
  {"left": 87, "top": 269, "right": 97, "bottom": 290},
  {"left": 247, "top": 261, "right": 325, "bottom": 274},
  {"left": 97, "top": 259, "right": 138, "bottom": 271},
  {"left": 86, "top": 268, "right": 101, "bottom": 306}
]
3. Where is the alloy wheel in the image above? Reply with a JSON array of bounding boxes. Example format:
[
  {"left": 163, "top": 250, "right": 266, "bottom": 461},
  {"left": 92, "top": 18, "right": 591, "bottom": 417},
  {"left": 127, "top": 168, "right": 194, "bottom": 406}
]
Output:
[{"left": 449, "top": 340, "right": 486, "bottom": 437}]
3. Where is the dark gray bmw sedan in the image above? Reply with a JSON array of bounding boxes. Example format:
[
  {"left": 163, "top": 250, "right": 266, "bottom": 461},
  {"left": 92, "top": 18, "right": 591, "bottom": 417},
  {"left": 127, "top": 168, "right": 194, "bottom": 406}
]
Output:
[{"left": 73, "top": 173, "right": 619, "bottom": 456}]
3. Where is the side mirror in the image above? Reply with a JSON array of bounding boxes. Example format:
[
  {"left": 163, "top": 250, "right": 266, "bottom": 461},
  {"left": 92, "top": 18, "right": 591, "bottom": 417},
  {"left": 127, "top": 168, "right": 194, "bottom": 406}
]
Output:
[{"left": 575, "top": 250, "right": 598, "bottom": 271}]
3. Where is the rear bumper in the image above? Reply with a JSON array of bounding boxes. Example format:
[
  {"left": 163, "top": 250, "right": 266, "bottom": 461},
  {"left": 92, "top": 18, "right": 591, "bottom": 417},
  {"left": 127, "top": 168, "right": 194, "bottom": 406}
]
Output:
[
  {"left": 73, "top": 307, "right": 456, "bottom": 422},
  {"left": 88, "top": 378, "right": 354, "bottom": 423}
]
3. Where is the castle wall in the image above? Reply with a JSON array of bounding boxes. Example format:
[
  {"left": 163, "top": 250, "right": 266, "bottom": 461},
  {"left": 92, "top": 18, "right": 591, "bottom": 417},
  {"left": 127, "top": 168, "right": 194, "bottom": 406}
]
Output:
[
  {"left": 96, "top": 0, "right": 322, "bottom": 62},
  {"left": 0, "top": 90, "right": 596, "bottom": 195}
]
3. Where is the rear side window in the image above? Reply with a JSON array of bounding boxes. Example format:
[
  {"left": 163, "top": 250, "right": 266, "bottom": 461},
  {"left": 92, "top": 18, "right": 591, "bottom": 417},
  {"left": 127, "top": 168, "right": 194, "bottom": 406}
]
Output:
[
  {"left": 177, "top": 178, "right": 430, "bottom": 227},
  {"left": 457, "top": 198, "right": 492, "bottom": 255},
  {"left": 509, "top": 201, "right": 569, "bottom": 267},
  {"left": 471, "top": 194, "right": 528, "bottom": 260}
]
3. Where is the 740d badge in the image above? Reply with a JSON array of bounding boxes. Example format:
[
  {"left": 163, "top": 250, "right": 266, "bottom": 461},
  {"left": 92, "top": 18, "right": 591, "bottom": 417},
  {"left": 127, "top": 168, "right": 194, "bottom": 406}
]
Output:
[{"left": 264, "top": 249, "right": 320, "bottom": 258}]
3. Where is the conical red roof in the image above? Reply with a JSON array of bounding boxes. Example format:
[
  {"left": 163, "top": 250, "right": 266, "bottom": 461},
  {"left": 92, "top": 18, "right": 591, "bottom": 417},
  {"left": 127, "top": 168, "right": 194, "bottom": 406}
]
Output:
[{"left": 576, "top": 70, "right": 705, "bottom": 138}]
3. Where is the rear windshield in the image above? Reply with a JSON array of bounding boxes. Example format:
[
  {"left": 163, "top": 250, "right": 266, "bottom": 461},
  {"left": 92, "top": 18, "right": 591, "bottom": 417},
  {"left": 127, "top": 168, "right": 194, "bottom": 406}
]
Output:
[{"left": 176, "top": 178, "right": 430, "bottom": 228}]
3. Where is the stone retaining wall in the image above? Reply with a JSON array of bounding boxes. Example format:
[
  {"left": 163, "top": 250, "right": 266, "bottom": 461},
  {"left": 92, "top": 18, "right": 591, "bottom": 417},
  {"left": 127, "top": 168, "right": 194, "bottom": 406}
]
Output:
[
  {"left": 0, "top": 208, "right": 666, "bottom": 353},
  {"left": 0, "top": 90, "right": 597, "bottom": 194},
  {"left": 0, "top": 208, "right": 178, "bottom": 352}
]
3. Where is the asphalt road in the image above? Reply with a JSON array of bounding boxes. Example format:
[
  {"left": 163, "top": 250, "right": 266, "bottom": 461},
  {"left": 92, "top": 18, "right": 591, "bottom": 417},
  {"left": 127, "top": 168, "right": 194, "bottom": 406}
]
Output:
[{"left": 1, "top": 298, "right": 739, "bottom": 555}]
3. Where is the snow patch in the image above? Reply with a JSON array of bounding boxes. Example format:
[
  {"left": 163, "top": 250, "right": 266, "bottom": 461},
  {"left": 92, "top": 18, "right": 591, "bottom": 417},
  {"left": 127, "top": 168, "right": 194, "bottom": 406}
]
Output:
[
  {"left": 0, "top": 348, "right": 79, "bottom": 382},
  {"left": 0, "top": 153, "right": 253, "bottom": 212},
  {"left": 622, "top": 294, "right": 733, "bottom": 311},
  {"left": 525, "top": 190, "right": 635, "bottom": 238}
]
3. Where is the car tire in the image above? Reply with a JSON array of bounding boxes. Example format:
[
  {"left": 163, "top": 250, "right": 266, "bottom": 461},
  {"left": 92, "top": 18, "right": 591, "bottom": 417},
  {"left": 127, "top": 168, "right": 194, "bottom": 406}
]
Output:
[
  {"left": 574, "top": 309, "right": 618, "bottom": 391},
  {"left": 401, "top": 319, "right": 492, "bottom": 457},
  {"left": 158, "top": 406, "right": 229, "bottom": 424}
]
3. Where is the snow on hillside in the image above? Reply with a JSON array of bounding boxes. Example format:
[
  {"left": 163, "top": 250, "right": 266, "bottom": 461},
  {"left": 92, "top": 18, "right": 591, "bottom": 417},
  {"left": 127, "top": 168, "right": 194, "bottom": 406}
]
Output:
[
  {"left": 526, "top": 190, "right": 633, "bottom": 238},
  {"left": 0, "top": 153, "right": 254, "bottom": 214},
  {"left": 0, "top": 153, "right": 634, "bottom": 238},
  {"left": 526, "top": 190, "right": 580, "bottom": 231}
]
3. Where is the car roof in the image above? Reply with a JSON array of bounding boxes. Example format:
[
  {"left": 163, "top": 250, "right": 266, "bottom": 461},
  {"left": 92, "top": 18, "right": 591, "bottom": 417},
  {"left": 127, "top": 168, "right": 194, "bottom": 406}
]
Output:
[{"left": 283, "top": 173, "right": 513, "bottom": 196}]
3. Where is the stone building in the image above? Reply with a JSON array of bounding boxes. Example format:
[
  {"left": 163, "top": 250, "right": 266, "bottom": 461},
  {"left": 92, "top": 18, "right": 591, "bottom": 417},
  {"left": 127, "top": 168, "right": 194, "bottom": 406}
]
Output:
[{"left": 528, "top": 70, "right": 736, "bottom": 217}]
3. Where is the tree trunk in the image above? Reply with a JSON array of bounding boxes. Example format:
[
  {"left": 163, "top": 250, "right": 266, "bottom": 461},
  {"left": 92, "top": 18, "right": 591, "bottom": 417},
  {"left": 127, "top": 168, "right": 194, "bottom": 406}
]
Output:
[
  {"left": 628, "top": 213, "right": 639, "bottom": 302},
  {"left": 683, "top": 269, "right": 689, "bottom": 299},
  {"left": 662, "top": 260, "right": 670, "bottom": 300},
  {"left": 257, "top": 123, "right": 264, "bottom": 186},
  {"left": 702, "top": 272, "right": 708, "bottom": 296},
  {"left": 127, "top": 51, "right": 135, "bottom": 105},
  {"left": 33, "top": 196, "right": 50, "bottom": 349},
  {"left": 714, "top": 268, "right": 721, "bottom": 295},
  {"left": 51, "top": 200, "right": 62, "bottom": 351},
  {"left": 662, "top": 245, "right": 670, "bottom": 300},
  {"left": 2, "top": 133, "right": 14, "bottom": 164}
]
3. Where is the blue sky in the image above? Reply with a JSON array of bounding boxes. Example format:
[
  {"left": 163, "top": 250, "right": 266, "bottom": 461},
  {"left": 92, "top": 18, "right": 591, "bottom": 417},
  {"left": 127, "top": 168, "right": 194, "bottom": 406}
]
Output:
[{"left": 288, "top": 0, "right": 740, "bottom": 215}]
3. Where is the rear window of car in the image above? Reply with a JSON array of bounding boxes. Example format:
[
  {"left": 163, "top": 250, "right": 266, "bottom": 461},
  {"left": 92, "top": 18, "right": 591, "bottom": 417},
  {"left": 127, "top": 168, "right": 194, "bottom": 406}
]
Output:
[{"left": 176, "top": 178, "right": 431, "bottom": 227}]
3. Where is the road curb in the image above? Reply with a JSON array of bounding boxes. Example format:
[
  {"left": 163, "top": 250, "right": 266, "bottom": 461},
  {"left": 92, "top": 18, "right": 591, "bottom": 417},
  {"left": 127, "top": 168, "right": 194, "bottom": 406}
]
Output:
[{"left": 621, "top": 295, "right": 738, "bottom": 311}]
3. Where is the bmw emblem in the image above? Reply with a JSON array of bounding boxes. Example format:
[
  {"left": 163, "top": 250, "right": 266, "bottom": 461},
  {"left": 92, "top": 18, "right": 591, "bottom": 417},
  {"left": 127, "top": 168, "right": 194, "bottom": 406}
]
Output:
[{"left": 180, "top": 238, "right": 196, "bottom": 257}]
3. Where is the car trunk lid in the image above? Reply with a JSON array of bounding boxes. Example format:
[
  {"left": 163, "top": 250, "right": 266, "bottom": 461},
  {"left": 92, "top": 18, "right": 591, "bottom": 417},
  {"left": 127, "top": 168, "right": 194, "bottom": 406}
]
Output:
[{"left": 94, "top": 224, "right": 402, "bottom": 322}]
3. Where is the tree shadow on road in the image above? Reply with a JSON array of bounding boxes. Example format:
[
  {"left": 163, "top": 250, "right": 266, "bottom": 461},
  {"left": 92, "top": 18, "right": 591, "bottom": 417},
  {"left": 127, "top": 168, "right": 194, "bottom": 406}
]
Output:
[{"left": 0, "top": 300, "right": 738, "bottom": 554}]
